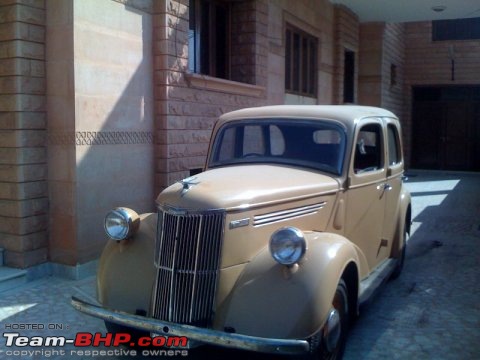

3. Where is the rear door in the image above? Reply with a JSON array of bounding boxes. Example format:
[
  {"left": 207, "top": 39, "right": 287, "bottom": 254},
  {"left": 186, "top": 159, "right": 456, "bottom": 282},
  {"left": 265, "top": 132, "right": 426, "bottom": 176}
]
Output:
[{"left": 381, "top": 119, "right": 404, "bottom": 251}]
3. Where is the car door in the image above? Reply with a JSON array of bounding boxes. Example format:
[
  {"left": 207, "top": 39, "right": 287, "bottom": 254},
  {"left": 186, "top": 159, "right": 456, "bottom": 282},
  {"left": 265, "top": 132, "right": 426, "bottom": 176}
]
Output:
[
  {"left": 381, "top": 119, "right": 404, "bottom": 247},
  {"left": 345, "top": 119, "right": 388, "bottom": 271}
]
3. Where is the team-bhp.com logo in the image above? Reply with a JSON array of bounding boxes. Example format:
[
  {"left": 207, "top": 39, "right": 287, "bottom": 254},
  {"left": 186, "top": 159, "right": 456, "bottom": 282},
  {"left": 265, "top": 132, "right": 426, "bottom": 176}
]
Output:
[{"left": 2, "top": 332, "right": 189, "bottom": 357}]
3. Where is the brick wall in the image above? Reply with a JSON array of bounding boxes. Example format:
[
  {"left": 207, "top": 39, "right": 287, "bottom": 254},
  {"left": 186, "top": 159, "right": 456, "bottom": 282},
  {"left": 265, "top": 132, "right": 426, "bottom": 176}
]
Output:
[
  {"left": 153, "top": 0, "right": 267, "bottom": 194},
  {"left": 152, "top": 0, "right": 354, "bottom": 193},
  {"left": 268, "top": 0, "right": 336, "bottom": 105},
  {"left": 381, "top": 23, "right": 405, "bottom": 118},
  {"left": 405, "top": 21, "right": 480, "bottom": 85},
  {"left": 0, "top": 0, "right": 47, "bottom": 268},
  {"left": 358, "top": 22, "right": 384, "bottom": 106},
  {"left": 333, "top": 5, "right": 359, "bottom": 104},
  {"left": 231, "top": 0, "right": 268, "bottom": 87},
  {"left": 357, "top": 22, "right": 411, "bottom": 164},
  {"left": 403, "top": 21, "right": 480, "bottom": 165}
]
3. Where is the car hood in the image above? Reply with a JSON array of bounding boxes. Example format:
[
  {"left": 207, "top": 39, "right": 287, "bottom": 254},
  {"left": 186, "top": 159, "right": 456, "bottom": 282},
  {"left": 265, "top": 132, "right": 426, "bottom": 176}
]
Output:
[{"left": 156, "top": 165, "right": 340, "bottom": 211}]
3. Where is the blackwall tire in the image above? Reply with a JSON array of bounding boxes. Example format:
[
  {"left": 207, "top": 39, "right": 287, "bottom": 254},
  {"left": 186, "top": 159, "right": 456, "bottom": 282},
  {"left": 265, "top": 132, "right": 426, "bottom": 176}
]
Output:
[{"left": 391, "top": 229, "right": 407, "bottom": 280}]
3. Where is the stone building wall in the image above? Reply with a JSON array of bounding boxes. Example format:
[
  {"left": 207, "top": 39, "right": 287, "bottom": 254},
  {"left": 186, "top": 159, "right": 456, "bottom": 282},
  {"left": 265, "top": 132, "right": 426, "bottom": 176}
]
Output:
[
  {"left": 46, "top": 0, "right": 154, "bottom": 269},
  {"left": 358, "top": 22, "right": 384, "bottom": 107},
  {"left": 0, "top": 0, "right": 48, "bottom": 268},
  {"left": 267, "top": 0, "right": 336, "bottom": 105},
  {"left": 333, "top": 5, "right": 359, "bottom": 104},
  {"left": 381, "top": 23, "right": 405, "bottom": 119},
  {"left": 381, "top": 23, "right": 407, "bottom": 160},
  {"left": 3, "top": 0, "right": 477, "bottom": 271},
  {"left": 153, "top": 0, "right": 344, "bottom": 194},
  {"left": 403, "top": 20, "right": 480, "bottom": 164},
  {"left": 153, "top": 0, "right": 268, "bottom": 194}
]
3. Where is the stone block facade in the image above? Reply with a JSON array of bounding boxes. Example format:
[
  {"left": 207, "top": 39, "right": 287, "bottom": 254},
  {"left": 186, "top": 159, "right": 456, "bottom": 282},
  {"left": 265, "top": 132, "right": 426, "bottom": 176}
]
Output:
[
  {"left": 0, "top": 0, "right": 47, "bottom": 268},
  {"left": 0, "top": 0, "right": 478, "bottom": 271},
  {"left": 152, "top": 0, "right": 269, "bottom": 192}
]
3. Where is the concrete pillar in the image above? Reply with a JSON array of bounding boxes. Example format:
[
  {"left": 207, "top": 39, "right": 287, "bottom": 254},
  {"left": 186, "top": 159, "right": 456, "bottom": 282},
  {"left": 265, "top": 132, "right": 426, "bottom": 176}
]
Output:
[{"left": 46, "top": 0, "right": 154, "bottom": 271}]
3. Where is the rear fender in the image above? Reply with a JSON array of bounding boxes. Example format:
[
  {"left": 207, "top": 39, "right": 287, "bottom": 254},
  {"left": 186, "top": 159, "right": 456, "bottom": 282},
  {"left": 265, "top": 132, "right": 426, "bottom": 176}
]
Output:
[{"left": 391, "top": 187, "right": 412, "bottom": 258}]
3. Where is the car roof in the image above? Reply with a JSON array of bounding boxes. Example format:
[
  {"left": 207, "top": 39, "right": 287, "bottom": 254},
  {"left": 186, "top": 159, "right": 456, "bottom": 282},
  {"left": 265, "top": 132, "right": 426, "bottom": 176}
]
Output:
[{"left": 218, "top": 105, "right": 398, "bottom": 128}]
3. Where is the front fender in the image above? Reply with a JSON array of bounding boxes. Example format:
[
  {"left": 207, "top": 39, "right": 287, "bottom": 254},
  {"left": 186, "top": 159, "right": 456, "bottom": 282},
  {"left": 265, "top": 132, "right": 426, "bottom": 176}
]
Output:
[
  {"left": 97, "top": 213, "right": 157, "bottom": 315},
  {"left": 218, "top": 232, "right": 366, "bottom": 340}
]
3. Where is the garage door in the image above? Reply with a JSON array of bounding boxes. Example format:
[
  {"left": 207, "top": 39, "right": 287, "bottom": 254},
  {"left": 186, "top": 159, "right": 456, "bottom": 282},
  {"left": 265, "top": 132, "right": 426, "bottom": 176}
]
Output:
[{"left": 412, "top": 86, "right": 480, "bottom": 171}]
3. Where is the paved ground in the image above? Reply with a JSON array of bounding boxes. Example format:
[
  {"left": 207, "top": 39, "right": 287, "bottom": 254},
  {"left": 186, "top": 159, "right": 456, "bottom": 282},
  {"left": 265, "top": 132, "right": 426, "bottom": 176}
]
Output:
[{"left": 0, "top": 172, "right": 478, "bottom": 360}]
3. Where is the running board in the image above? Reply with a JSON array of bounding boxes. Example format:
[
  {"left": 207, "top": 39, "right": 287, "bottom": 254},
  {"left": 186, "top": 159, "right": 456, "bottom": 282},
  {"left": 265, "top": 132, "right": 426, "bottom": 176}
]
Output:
[{"left": 358, "top": 258, "right": 397, "bottom": 309}]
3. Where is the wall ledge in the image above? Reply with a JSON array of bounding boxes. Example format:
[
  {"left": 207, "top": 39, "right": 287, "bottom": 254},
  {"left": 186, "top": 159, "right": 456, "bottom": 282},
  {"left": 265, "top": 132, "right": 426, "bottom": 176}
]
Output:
[{"left": 185, "top": 73, "right": 266, "bottom": 98}]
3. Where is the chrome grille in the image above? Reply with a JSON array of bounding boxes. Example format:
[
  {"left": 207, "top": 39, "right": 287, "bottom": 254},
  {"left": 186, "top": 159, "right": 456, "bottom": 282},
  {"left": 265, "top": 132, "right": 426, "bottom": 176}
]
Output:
[{"left": 152, "top": 207, "right": 225, "bottom": 327}]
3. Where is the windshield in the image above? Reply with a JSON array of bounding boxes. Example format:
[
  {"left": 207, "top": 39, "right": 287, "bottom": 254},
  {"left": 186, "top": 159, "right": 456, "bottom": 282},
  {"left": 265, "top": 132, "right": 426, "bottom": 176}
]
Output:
[{"left": 209, "top": 119, "right": 346, "bottom": 175}]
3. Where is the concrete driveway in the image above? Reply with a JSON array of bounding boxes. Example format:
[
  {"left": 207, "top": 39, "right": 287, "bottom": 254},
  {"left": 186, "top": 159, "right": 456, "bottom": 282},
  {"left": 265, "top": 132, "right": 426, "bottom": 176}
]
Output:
[{"left": 0, "top": 172, "right": 479, "bottom": 360}]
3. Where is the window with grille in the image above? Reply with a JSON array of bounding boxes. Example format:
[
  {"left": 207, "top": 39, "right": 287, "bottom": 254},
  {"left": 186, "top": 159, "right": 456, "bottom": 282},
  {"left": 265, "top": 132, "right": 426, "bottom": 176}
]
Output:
[
  {"left": 188, "top": 0, "right": 231, "bottom": 79},
  {"left": 432, "top": 17, "right": 480, "bottom": 41},
  {"left": 285, "top": 25, "right": 318, "bottom": 97}
]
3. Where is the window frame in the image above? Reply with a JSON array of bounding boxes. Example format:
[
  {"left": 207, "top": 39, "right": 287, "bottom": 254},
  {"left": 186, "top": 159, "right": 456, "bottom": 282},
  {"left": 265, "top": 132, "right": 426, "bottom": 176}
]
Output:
[
  {"left": 387, "top": 124, "right": 402, "bottom": 167},
  {"left": 353, "top": 123, "right": 385, "bottom": 174},
  {"left": 432, "top": 17, "right": 480, "bottom": 41},
  {"left": 188, "top": 0, "right": 232, "bottom": 79},
  {"left": 285, "top": 24, "right": 318, "bottom": 98},
  {"left": 209, "top": 119, "right": 347, "bottom": 176}
]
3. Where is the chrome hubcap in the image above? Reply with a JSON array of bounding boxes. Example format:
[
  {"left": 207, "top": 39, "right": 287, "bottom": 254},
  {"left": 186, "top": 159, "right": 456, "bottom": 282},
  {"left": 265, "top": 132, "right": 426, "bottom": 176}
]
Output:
[{"left": 324, "top": 308, "right": 341, "bottom": 352}]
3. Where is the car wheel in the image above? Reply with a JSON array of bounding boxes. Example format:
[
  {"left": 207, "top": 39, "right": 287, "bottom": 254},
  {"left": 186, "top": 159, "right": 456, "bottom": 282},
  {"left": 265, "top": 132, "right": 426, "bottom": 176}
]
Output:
[
  {"left": 308, "top": 279, "right": 349, "bottom": 360},
  {"left": 390, "top": 229, "right": 407, "bottom": 280}
]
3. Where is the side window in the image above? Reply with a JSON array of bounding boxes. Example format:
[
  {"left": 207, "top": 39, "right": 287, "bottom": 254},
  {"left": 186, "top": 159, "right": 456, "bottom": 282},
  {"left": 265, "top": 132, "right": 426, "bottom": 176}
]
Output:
[
  {"left": 387, "top": 124, "right": 401, "bottom": 166},
  {"left": 354, "top": 124, "right": 383, "bottom": 173},
  {"left": 217, "top": 127, "right": 235, "bottom": 161}
]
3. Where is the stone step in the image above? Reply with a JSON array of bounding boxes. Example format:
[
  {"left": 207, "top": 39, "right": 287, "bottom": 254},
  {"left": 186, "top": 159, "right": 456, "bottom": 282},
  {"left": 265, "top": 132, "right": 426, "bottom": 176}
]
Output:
[{"left": 0, "top": 266, "right": 27, "bottom": 293}]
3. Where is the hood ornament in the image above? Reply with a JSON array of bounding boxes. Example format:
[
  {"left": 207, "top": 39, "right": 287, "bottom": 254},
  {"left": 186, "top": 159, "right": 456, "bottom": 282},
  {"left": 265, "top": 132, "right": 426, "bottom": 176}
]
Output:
[{"left": 178, "top": 176, "right": 200, "bottom": 195}]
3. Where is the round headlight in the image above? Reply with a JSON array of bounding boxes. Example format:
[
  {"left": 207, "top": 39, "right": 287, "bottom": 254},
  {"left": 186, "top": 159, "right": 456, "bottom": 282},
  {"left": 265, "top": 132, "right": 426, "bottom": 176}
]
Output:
[
  {"left": 104, "top": 207, "right": 139, "bottom": 241},
  {"left": 269, "top": 227, "right": 307, "bottom": 265}
]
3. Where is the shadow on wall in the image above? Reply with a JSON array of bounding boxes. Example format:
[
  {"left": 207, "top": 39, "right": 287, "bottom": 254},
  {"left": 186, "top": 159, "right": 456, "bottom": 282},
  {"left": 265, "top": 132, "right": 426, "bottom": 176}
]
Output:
[{"left": 49, "top": 0, "right": 156, "bottom": 265}]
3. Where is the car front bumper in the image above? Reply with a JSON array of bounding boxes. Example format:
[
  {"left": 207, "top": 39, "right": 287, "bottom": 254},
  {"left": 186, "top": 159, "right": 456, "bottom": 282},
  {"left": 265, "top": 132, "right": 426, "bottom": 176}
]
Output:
[{"left": 71, "top": 296, "right": 310, "bottom": 355}]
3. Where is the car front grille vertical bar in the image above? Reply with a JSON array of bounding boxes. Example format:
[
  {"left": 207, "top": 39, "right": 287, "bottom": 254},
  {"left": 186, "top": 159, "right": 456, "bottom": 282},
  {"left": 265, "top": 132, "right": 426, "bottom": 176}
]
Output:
[{"left": 152, "top": 208, "right": 225, "bottom": 328}]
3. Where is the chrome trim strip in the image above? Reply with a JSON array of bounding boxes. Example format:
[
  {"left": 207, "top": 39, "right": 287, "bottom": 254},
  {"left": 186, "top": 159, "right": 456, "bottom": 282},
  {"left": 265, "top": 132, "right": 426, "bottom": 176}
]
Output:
[
  {"left": 71, "top": 297, "right": 310, "bottom": 355},
  {"left": 253, "top": 202, "right": 326, "bottom": 227},
  {"left": 225, "top": 190, "right": 337, "bottom": 212}
]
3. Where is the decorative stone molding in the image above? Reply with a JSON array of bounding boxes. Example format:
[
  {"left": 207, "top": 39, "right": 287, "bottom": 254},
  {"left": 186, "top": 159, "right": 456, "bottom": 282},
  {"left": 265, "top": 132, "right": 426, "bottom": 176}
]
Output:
[{"left": 48, "top": 131, "right": 154, "bottom": 146}]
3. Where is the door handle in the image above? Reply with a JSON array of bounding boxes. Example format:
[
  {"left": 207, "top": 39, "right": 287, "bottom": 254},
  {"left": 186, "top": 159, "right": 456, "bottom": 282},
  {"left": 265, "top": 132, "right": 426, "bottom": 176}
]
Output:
[{"left": 377, "top": 183, "right": 392, "bottom": 191}]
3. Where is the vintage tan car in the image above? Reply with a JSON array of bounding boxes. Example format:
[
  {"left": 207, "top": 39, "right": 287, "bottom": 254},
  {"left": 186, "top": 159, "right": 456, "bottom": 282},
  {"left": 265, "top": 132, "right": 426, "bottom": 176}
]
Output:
[{"left": 72, "top": 105, "right": 411, "bottom": 359}]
